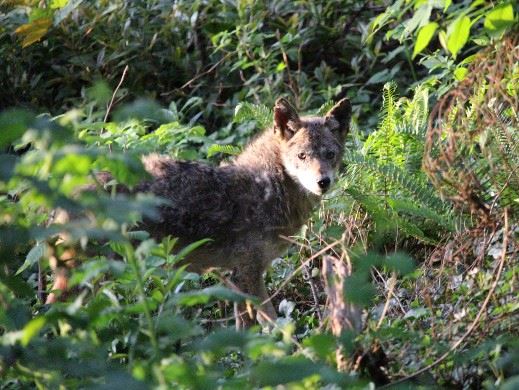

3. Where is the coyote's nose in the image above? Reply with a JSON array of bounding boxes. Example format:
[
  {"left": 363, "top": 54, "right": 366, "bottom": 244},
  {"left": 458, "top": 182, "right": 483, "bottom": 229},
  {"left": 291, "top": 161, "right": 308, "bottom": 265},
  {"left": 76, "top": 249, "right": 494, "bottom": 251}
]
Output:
[{"left": 317, "top": 177, "right": 331, "bottom": 191}]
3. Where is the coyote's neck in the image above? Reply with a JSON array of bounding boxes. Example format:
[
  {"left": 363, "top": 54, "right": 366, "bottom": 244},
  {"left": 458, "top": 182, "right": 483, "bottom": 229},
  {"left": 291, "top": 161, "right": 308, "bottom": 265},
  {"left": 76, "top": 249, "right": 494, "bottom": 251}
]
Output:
[
  {"left": 233, "top": 129, "right": 318, "bottom": 231},
  {"left": 233, "top": 130, "right": 284, "bottom": 174}
]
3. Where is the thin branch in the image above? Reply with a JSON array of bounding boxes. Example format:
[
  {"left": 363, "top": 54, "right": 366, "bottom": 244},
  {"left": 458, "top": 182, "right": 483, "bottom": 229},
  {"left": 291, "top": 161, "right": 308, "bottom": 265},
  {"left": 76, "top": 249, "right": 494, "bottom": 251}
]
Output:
[
  {"left": 179, "top": 52, "right": 232, "bottom": 90},
  {"left": 104, "top": 65, "right": 129, "bottom": 123}
]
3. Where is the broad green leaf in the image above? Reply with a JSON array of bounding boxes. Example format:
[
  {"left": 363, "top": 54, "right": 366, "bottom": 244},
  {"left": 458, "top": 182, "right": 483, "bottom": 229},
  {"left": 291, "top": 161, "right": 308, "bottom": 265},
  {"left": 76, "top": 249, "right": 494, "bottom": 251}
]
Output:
[
  {"left": 303, "top": 334, "right": 336, "bottom": 360},
  {"left": 484, "top": 4, "right": 515, "bottom": 32},
  {"left": 275, "top": 62, "right": 287, "bottom": 72},
  {"left": 251, "top": 357, "right": 322, "bottom": 386},
  {"left": 172, "top": 238, "right": 212, "bottom": 263},
  {"left": 21, "top": 317, "right": 46, "bottom": 346},
  {"left": 413, "top": 22, "right": 439, "bottom": 58},
  {"left": 16, "top": 242, "right": 45, "bottom": 275},
  {"left": 447, "top": 16, "right": 471, "bottom": 58},
  {"left": 0, "top": 109, "right": 34, "bottom": 147},
  {"left": 404, "top": 4, "right": 432, "bottom": 36}
]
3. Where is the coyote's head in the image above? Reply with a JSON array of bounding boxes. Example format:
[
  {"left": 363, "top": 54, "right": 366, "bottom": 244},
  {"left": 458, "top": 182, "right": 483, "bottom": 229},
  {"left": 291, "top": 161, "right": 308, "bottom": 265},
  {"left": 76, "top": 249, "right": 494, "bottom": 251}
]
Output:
[{"left": 274, "top": 97, "right": 351, "bottom": 196}]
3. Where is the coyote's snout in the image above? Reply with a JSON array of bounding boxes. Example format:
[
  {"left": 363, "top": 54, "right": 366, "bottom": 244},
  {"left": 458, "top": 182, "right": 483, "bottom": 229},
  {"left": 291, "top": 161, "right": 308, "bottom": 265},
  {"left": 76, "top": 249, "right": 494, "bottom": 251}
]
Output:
[{"left": 47, "top": 97, "right": 352, "bottom": 328}]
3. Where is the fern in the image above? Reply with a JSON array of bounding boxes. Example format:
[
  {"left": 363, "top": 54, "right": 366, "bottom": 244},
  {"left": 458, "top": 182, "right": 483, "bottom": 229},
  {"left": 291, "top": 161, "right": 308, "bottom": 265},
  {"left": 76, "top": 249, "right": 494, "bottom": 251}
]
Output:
[
  {"left": 341, "top": 82, "right": 458, "bottom": 242},
  {"left": 206, "top": 144, "right": 242, "bottom": 158},
  {"left": 233, "top": 102, "right": 272, "bottom": 129},
  {"left": 344, "top": 151, "right": 451, "bottom": 218},
  {"left": 316, "top": 100, "right": 336, "bottom": 116}
]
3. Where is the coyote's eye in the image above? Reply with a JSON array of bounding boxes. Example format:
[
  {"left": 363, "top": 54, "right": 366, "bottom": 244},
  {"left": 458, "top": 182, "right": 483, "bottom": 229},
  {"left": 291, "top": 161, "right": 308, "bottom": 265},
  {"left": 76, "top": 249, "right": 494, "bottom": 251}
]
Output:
[
  {"left": 297, "top": 152, "right": 306, "bottom": 160},
  {"left": 325, "top": 151, "right": 335, "bottom": 160}
]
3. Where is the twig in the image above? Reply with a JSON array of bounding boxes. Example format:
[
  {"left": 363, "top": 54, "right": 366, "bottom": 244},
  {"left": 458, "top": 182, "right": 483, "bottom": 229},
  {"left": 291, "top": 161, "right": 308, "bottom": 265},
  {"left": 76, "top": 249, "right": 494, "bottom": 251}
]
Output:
[
  {"left": 178, "top": 53, "right": 232, "bottom": 90},
  {"left": 104, "top": 65, "right": 129, "bottom": 123},
  {"left": 375, "top": 272, "right": 397, "bottom": 330},
  {"left": 302, "top": 261, "right": 323, "bottom": 322},
  {"left": 381, "top": 209, "right": 510, "bottom": 388},
  {"left": 276, "top": 30, "right": 299, "bottom": 103}
]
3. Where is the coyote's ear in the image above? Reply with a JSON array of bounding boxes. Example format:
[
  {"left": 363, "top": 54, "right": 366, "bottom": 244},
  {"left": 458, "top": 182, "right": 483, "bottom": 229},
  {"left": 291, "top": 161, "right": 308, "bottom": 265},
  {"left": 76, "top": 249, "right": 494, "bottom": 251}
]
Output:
[
  {"left": 325, "top": 98, "right": 351, "bottom": 141},
  {"left": 274, "top": 98, "right": 301, "bottom": 140}
]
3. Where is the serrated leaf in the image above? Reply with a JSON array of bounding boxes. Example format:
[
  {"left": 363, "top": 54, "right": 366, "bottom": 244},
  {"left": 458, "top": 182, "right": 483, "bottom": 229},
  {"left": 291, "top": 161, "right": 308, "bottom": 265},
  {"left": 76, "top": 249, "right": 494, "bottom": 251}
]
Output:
[
  {"left": 206, "top": 144, "right": 242, "bottom": 158},
  {"left": 446, "top": 16, "right": 471, "bottom": 58},
  {"left": 234, "top": 102, "right": 273, "bottom": 129},
  {"left": 413, "top": 22, "right": 438, "bottom": 58}
]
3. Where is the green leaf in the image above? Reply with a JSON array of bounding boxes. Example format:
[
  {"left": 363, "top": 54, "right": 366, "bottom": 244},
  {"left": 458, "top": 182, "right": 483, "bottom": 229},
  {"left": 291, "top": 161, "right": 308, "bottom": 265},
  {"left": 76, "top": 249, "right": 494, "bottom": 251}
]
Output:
[
  {"left": 50, "top": 0, "right": 69, "bottom": 8},
  {"left": 303, "top": 334, "right": 336, "bottom": 360},
  {"left": 454, "top": 67, "right": 468, "bottom": 81},
  {"left": 413, "top": 22, "right": 438, "bottom": 58},
  {"left": 251, "top": 357, "right": 323, "bottom": 386},
  {"left": 21, "top": 317, "right": 46, "bottom": 346},
  {"left": 446, "top": 16, "right": 471, "bottom": 58},
  {"left": 343, "top": 273, "right": 376, "bottom": 307},
  {"left": 14, "top": 17, "right": 52, "bottom": 47},
  {"left": 0, "top": 109, "right": 35, "bottom": 147},
  {"left": 175, "top": 286, "right": 254, "bottom": 306},
  {"left": 484, "top": 4, "right": 515, "bottom": 32},
  {"left": 385, "top": 252, "right": 416, "bottom": 275},
  {"left": 16, "top": 242, "right": 45, "bottom": 275},
  {"left": 234, "top": 102, "right": 273, "bottom": 129},
  {"left": 206, "top": 144, "right": 242, "bottom": 158},
  {"left": 171, "top": 238, "right": 212, "bottom": 263}
]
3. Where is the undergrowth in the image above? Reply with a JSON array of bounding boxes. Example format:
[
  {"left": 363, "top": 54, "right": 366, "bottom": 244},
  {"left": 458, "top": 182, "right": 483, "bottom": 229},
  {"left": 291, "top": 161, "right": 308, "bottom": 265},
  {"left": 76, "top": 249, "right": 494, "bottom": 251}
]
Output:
[{"left": 0, "top": 1, "right": 518, "bottom": 389}]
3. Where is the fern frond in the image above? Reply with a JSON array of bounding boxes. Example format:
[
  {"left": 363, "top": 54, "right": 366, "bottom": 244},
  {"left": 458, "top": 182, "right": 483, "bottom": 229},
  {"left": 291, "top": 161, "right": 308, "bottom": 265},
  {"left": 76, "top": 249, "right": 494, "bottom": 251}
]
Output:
[
  {"left": 206, "top": 144, "right": 242, "bottom": 158},
  {"left": 344, "top": 151, "right": 448, "bottom": 215},
  {"left": 398, "top": 85, "right": 429, "bottom": 138},
  {"left": 234, "top": 102, "right": 273, "bottom": 129},
  {"left": 316, "top": 100, "right": 336, "bottom": 116},
  {"left": 344, "top": 187, "right": 435, "bottom": 243}
]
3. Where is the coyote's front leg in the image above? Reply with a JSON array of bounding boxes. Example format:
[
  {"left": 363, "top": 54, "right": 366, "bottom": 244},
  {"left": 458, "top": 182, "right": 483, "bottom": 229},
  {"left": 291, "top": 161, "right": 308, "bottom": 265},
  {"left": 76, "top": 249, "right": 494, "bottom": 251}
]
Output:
[{"left": 232, "top": 260, "right": 277, "bottom": 329}]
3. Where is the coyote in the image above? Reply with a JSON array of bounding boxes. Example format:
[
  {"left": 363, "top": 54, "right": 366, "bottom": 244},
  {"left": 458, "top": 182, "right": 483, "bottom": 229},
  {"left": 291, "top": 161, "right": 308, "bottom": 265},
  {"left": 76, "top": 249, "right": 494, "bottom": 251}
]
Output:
[{"left": 47, "top": 97, "right": 351, "bottom": 328}]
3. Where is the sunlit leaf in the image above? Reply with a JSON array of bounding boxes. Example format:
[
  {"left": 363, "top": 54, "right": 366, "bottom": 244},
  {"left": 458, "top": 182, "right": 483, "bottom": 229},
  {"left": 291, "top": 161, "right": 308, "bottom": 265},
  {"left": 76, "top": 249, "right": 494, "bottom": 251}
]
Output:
[
  {"left": 15, "top": 18, "right": 52, "bottom": 47},
  {"left": 413, "top": 22, "right": 438, "bottom": 58},
  {"left": 454, "top": 67, "right": 468, "bottom": 81},
  {"left": 484, "top": 4, "right": 515, "bottom": 32},
  {"left": 446, "top": 16, "right": 471, "bottom": 58},
  {"left": 21, "top": 317, "right": 46, "bottom": 346}
]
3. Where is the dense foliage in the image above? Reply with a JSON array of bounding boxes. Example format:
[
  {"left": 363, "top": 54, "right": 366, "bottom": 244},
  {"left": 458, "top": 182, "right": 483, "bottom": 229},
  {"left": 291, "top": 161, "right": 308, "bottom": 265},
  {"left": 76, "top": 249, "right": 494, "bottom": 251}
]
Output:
[{"left": 1, "top": 1, "right": 518, "bottom": 389}]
